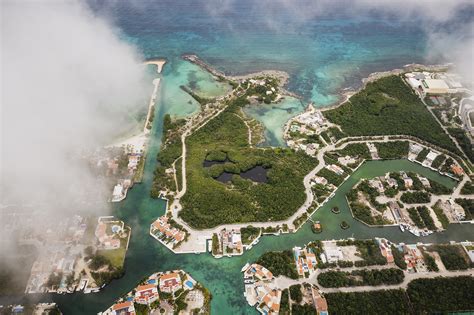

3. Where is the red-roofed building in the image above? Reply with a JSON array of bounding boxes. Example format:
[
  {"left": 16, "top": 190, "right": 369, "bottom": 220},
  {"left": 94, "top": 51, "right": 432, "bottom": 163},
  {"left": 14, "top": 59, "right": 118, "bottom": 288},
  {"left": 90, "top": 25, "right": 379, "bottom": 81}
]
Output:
[
  {"left": 112, "top": 301, "right": 136, "bottom": 315},
  {"left": 159, "top": 272, "right": 182, "bottom": 293},
  {"left": 134, "top": 284, "right": 159, "bottom": 305}
]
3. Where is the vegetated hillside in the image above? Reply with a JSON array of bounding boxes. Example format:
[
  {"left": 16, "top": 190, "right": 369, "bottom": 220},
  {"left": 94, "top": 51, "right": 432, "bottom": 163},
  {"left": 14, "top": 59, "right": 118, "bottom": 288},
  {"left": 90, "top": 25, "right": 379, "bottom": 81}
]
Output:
[
  {"left": 179, "top": 97, "right": 317, "bottom": 229},
  {"left": 324, "top": 75, "right": 458, "bottom": 153}
]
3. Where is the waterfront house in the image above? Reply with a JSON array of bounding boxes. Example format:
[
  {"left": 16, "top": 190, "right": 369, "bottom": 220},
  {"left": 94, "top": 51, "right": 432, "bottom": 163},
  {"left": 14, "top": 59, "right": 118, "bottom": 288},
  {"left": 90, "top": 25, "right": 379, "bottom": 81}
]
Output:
[
  {"left": 159, "top": 272, "right": 182, "bottom": 293},
  {"left": 293, "top": 246, "right": 317, "bottom": 278},
  {"left": 321, "top": 243, "right": 343, "bottom": 263},
  {"left": 111, "top": 301, "right": 136, "bottom": 315},
  {"left": 311, "top": 287, "right": 329, "bottom": 315},
  {"left": 134, "top": 284, "right": 159, "bottom": 305}
]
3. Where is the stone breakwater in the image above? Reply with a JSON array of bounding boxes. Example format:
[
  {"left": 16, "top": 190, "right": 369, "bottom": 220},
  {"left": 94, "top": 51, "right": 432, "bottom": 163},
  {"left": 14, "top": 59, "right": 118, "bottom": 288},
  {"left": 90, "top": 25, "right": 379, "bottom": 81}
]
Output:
[{"left": 182, "top": 54, "right": 301, "bottom": 99}]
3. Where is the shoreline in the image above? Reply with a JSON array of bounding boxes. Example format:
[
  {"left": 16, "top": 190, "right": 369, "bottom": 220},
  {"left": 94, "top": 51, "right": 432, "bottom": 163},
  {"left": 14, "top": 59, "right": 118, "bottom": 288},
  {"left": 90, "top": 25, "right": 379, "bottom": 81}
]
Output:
[
  {"left": 144, "top": 58, "right": 167, "bottom": 74},
  {"left": 320, "top": 63, "right": 452, "bottom": 112},
  {"left": 182, "top": 54, "right": 301, "bottom": 99}
]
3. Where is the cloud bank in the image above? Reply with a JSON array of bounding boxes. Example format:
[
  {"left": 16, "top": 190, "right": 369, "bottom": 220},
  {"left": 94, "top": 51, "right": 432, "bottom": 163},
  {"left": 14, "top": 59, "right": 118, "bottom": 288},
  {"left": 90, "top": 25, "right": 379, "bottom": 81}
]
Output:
[{"left": 1, "top": 1, "right": 148, "bottom": 218}]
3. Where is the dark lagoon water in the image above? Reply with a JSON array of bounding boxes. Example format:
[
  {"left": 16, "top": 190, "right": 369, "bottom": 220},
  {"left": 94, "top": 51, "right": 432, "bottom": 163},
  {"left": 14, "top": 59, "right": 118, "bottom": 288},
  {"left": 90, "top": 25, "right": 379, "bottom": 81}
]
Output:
[
  {"left": 5, "top": 1, "right": 474, "bottom": 314},
  {"left": 215, "top": 166, "right": 268, "bottom": 183}
]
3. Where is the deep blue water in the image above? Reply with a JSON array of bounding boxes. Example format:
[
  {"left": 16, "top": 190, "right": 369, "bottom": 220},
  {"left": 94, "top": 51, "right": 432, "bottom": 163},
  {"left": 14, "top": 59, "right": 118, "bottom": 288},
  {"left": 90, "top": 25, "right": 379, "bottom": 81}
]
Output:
[{"left": 90, "top": 0, "right": 427, "bottom": 106}]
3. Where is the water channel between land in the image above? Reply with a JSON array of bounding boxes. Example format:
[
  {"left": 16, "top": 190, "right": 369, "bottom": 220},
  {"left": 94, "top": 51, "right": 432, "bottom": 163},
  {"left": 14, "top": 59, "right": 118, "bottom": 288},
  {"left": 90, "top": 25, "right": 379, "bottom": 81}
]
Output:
[{"left": 17, "top": 62, "right": 474, "bottom": 314}]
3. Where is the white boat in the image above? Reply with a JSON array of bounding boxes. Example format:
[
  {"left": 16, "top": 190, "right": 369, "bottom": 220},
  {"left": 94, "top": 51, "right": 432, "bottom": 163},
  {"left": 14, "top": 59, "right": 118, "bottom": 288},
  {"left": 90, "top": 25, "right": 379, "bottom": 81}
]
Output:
[
  {"left": 241, "top": 262, "right": 250, "bottom": 273},
  {"left": 399, "top": 224, "right": 405, "bottom": 232}
]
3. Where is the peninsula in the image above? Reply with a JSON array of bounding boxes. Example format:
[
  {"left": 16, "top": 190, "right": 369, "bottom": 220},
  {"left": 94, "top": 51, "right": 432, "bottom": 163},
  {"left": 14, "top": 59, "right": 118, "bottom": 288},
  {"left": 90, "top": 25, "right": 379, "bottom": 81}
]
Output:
[{"left": 148, "top": 56, "right": 473, "bottom": 257}]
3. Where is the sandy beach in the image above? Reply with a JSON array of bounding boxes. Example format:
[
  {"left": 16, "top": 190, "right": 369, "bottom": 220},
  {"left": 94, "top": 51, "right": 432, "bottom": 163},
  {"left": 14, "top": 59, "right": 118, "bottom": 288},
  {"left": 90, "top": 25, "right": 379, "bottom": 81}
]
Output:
[{"left": 145, "top": 59, "right": 167, "bottom": 73}]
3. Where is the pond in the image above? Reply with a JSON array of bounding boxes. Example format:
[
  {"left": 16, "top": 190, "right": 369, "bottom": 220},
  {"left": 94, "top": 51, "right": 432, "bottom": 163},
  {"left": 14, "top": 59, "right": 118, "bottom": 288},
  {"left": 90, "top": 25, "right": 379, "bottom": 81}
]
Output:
[{"left": 215, "top": 166, "right": 268, "bottom": 183}]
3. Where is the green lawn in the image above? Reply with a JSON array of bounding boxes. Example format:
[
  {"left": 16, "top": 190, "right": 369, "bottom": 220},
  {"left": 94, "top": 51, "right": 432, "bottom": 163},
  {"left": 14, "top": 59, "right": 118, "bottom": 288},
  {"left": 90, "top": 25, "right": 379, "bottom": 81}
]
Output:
[{"left": 97, "top": 232, "right": 129, "bottom": 269}]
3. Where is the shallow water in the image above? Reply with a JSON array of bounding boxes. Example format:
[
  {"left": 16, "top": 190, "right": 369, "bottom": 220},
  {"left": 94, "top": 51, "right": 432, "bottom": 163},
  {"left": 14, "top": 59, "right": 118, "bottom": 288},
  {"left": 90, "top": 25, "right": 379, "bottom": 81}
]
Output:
[{"left": 7, "top": 2, "right": 474, "bottom": 313}]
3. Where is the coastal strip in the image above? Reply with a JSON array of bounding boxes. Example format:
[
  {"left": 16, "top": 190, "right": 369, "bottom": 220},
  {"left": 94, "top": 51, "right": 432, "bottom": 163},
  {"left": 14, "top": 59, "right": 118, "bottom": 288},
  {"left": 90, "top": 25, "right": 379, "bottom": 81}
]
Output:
[
  {"left": 182, "top": 54, "right": 301, "bottom": 99},
  {"left": 145, "top": 58, "right": 167, "bottom": 74}
]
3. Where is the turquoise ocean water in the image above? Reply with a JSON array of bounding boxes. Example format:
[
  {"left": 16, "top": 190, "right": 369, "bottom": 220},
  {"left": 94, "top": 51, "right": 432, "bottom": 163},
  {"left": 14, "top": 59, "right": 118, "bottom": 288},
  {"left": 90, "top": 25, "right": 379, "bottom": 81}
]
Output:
[{"left": 5, "top": 1, "right": 473, "bottom": 313}]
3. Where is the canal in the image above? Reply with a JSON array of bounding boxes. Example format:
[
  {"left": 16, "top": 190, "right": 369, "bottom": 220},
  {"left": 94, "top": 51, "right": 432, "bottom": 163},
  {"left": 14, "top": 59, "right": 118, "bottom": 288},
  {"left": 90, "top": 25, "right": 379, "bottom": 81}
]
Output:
[{"left": 50, "top": 62, "right": 474, "bottom": 314}]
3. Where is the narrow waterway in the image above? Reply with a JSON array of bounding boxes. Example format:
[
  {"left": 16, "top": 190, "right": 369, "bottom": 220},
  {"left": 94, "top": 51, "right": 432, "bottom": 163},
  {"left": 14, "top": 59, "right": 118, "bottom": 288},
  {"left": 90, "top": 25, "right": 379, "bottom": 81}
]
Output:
[{"left": 49, "top": 63, "right": 474, "bottom": 314}]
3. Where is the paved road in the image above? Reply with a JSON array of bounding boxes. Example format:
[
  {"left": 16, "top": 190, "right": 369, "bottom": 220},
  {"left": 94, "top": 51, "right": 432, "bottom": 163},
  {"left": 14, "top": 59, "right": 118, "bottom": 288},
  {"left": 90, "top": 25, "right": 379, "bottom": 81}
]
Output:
[{"left": 269, "top": 266, "right": 474, "bottom": 293}]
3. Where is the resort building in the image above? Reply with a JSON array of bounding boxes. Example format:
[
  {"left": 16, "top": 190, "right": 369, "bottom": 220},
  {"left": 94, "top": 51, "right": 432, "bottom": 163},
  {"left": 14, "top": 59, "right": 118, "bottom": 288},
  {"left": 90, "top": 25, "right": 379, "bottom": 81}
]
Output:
[
  {"left": 95, "top": 220, "right": 121, "bottom": 250},
  {"left": 159, "top": 272, "right": 182, "bottom": 293},
  {"left": 424, "top": 151, "right": 438, "bottom": 166},
  {"left": 403, "top": 244, "right": 427, "bottom": 273},
  {"left": 421, "top": 79, "right": 450, "bottom": 95},
  {"left": 256, "top": 288, "right": 281, "bottom": 315},
  {"left": 134, "top": 284, "right": 159, "bottom": 305},
  {"left": 244, "top": 264, "right": 273, "bottom": 282},
  {"left": 218, "top": 229, "right": 244, "bottom": 255},
  {"left": 150, "top": 216, "right": 186, "bottom": 247},
  {"left": 450, "top": 164, "right": 464, "bottom": 176},
  {"left": 127, "top": 154, "right": 141, "bottom": 172},
  {"left": 326, "top": 164, "right": 344, "bottom": 176},
  {"left": 293, "top": 246, "right": 317, "bottom": 278},
  {"left": 311, "top": 287, "right": 329, "bottom": 315},
  {"left": 312, "top": 176, "right": 328, "bottom": 186},
  {"left": 110, "top": 301, "right": 136, "bottom": 315},
  {"left": 321, "top": 243, "right": 344, "bottom": 264}
]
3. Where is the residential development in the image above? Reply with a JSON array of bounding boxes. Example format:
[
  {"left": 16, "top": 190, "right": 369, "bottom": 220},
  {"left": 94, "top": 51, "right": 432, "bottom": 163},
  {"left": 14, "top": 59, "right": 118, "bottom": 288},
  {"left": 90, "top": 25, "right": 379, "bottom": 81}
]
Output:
[{"left": 100, "top": 270, "right": 210, "bottom": 315}]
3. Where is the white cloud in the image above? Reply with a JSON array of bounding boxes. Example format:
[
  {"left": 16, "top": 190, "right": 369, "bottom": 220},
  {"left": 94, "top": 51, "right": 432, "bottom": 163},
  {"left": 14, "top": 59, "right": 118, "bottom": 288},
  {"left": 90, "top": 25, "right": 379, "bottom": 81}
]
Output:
[{"left": 1, "top": 1, "right": 148, "bottom": 216}]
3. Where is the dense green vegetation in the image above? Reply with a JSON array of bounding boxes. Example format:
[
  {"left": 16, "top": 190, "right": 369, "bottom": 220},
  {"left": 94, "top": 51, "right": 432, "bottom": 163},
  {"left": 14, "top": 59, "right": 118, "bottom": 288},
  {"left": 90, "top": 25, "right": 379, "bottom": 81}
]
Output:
[
  {"left": 179, "top": 96, "right": 317, "bottom": 228},
  {"left": 316, "top": 168, "right": 345, "bottom": 186},
  {"left": 240, "top": 226, "right": 261, "bottom": 245},
  {"left": 349, "top": 201, "right": 385, "bottom": 226},
  {"left": 417, "top": 206, "right": 436, "bottom": 230},
  {"left": 337, "top": 143, "right": 371, "bottom": 160},
  {"left": 407, "top": 207, "right": 424, "bottom": 228},
  {"left": 289, "top": 284, "right": 302, "bottom": 303},
  {"left": 400, "top": 191, "right": 430, "bottom": 204},
  {"left": 317, "top": 268, "right": 404, "bottom": 288},
  {"left": 356, "top": 180, "right": 385, "bottom": 211},
  {"left": 432, "top": 203, "right": 449, "bottom": 229},
  {"left": 375, "top": 141, "right": 409, "bottom": 159},
  {"left": 291, "top": 303, "right": 315, "bottom": 314},
  {"left": 280, "top": 289, "right": 290, "bottom": 315},
  {"left": 391, "top": 245, "right": 407, "bottom": 270},
  {"left": 255, "top": 250, "right": 298, "bottom": 279},
  {"left": 447, "top": 127, "right": 474, "bottom": 163},
  {"left": 346, "top": 189, "right": 387, "bottom": 226},
  {"left": 431, "top": 154, "right": 446, "bottom": 168},
  {"left": 336, "top": 239, "right": 387, "bottom": 266},
  {"left": 455, "top": 198, "right": 474, "bottom": 220},
  {"left": 431, "top": 245, "right": 470, "bottom": 270},
  {"left": 461, "top": 180, "right": 474, "bottom": 195},
  {"left": 326, "top": 289, "right": 411, "bottom": 314},
  {"left": 407, "top": 276, "right": 474, "bottom": 313},
  {"left": 407, "top": 206, "right": 436, "bottom": 230},
  {"left": 324, "top": 76, "right": 457, "bottom": 152},
  {"left": 415, "top": 148, "right": 429, "bottom": 162},
  {"left": 422, "top": 253, "right": 439, "bottom": 272},
  {"left": 151, "top": 114, "right": 186, "bottom": 197},
  {"left": 327, "top": 277, "right": 474, "bottom": 314},
  {"left": 428, "top": 179, "right": 453, "bottom": 195}
]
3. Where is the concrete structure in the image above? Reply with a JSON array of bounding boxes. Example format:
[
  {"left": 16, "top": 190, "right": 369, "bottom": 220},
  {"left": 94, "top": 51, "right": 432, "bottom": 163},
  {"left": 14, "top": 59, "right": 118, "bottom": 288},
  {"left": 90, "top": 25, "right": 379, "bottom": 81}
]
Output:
[{"left": 421, "top": 79, "right": 450, "bottom": 94}]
